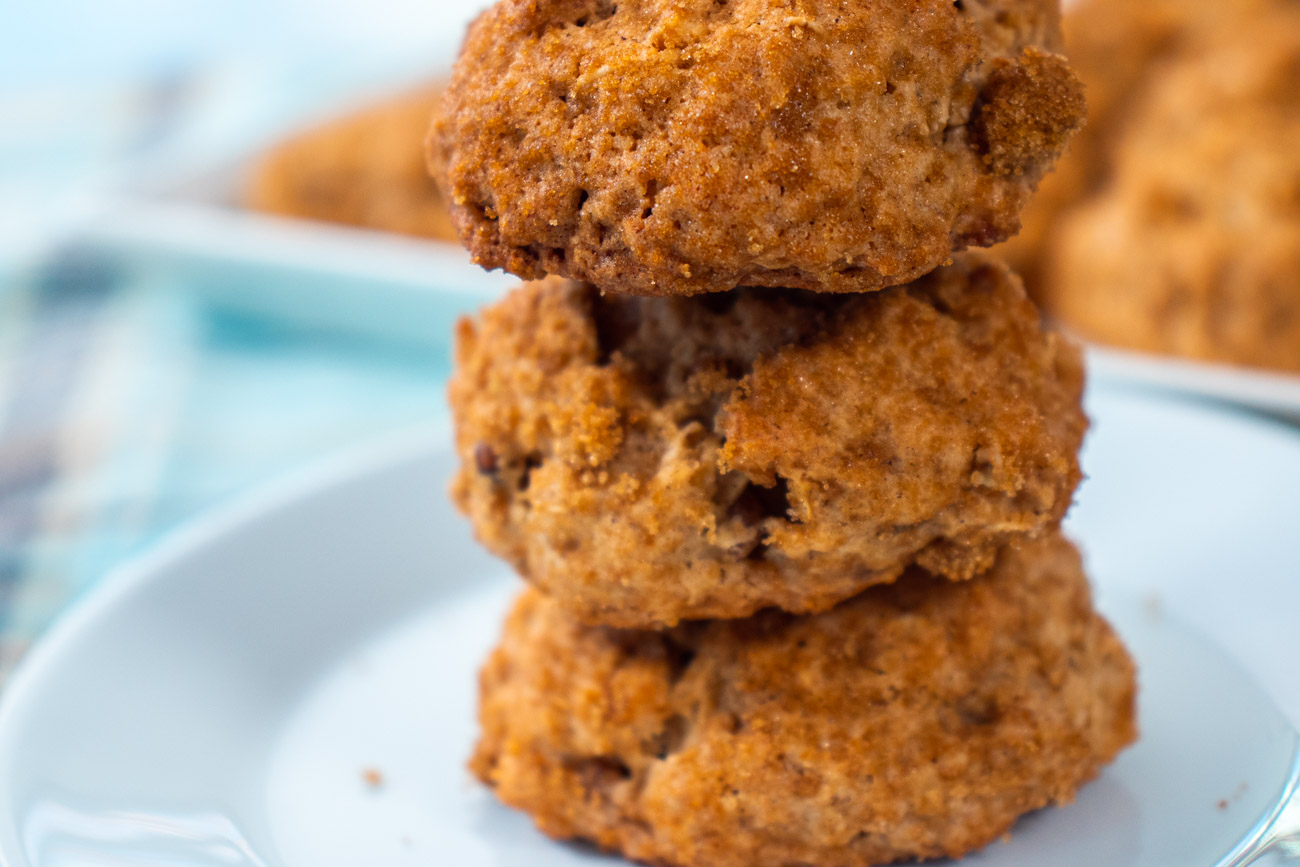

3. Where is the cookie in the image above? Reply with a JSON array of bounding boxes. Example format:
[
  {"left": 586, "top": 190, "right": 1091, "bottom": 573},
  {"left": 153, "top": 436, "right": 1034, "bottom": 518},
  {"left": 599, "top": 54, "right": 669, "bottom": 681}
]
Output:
[
  {"left": 996, "top": 0, "right": 1279, "bottom": 298},
  {"left": 472, "top": 533, "right": 1137, "bottom": 867},
  {"left": 251, "top": 84, "right": 458, "bottom": 241},
  {"left": 1045, "top": 9, "right": 1300, "bottom": 372},
  {"left": 450, "top": 253, "right": 1086, "bottom": 627},
  {"left": 431, "top": 0, "right": 1084, "bottom": 296}
]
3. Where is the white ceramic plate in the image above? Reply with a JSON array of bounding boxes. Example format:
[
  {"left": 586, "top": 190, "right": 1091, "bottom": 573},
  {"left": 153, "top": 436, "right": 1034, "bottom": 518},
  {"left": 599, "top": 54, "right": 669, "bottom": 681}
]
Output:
[
  {"left": 2, "top": 387, "right": 1300, "bottom": 867},
  {"left": 1089, "top": 345, "right": 1300, "bottom": 424}
]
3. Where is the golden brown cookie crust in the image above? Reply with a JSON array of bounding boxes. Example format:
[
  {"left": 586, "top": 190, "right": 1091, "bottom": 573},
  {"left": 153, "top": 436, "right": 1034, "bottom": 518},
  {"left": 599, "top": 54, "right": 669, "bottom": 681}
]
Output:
[
  {"left": 430, "top": 0, "right": 1083, "bottom": 296},
  {"left": 1045, "top": 8, "right": 1300, "bottom": 372},
  {"left": 449, "top": 253, "right": 1086, "bottom": 628},
  {"left": 472, "top": 533, "right": 1138, "bottom": 867},
  {"left": 250, "top": 84, "right": 458, "bottom": 242}
]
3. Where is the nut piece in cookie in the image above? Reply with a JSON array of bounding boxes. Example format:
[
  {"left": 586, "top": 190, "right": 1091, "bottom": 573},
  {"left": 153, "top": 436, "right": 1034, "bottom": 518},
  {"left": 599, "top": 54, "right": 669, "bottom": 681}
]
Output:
[
  {"left": 431, "top": 0, "right": 1084, "bottom": 296},
  {"left": 449, "top": 252, "right": 1087, "bottom": 627},
  {"left": 472, "top": 533, "right": 1138, "bottom": 867}
]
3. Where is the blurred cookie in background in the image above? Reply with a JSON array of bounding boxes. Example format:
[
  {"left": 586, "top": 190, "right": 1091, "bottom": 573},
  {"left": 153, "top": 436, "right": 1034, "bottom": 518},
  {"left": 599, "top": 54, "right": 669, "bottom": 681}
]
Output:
[
  {"left": 996, "top": 0, "right": 1268, "bottom": 295},
  {"left": 999, "top": 0, "right": 1300, "bottom": 374},
  {"left": 248, "top": 83, "right": 458, "bottom": 242},
  {"left": 1046, "top": 10, "right": 1300, "bottom": 373}
]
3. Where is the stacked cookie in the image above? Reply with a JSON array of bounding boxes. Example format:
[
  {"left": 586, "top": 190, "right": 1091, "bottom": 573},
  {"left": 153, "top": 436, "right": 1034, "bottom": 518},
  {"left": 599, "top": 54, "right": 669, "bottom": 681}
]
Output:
[{"left": 431, "top": 1, "right": 1137, "bottom": 865}]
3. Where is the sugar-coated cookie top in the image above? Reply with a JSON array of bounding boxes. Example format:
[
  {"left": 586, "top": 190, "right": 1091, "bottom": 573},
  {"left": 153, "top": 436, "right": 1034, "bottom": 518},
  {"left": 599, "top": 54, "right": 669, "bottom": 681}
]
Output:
[{"left": 431, "top": 0, "right": 1084, "bottom": 296}]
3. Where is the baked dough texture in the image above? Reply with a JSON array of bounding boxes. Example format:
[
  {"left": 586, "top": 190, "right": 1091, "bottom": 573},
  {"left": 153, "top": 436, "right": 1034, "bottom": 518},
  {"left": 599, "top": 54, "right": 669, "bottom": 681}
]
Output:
[
  {"left": 251, "top": 84, "right": 458, "bottom": 241},
  {"left": 449, "top": 252, "right": 1086, "bottom": 628},
  {"left": 1045, "top": 8, "right": 1300, "bottom": 372},
  {"left": 472, "top": 533, "right": 1138, "bottom": 867},
  {"left": 430, "top": 0, "right": 1084, "bottom": 296}
]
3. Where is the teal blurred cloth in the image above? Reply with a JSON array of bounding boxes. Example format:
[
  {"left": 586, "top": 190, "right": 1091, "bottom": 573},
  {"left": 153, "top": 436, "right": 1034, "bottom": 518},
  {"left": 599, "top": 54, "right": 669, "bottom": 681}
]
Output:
[
  {"left": 0, "top": 252, "right": 465, "bottom": 680},
  {"left": 0, "top": 0, "right": 501, "bottom": 683}
]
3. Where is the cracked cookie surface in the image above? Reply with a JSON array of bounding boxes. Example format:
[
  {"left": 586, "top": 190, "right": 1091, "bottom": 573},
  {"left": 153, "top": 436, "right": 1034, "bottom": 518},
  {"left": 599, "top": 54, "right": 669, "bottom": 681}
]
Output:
[
  {"left": 430, "top": 0, "right": 1084, "bottom": 296},
  {"left": 472, "top": 533, "right": 1138, "bottom": 867},
  {"left": 449, "top": 253, "right": 1086, "bottom": 627}
]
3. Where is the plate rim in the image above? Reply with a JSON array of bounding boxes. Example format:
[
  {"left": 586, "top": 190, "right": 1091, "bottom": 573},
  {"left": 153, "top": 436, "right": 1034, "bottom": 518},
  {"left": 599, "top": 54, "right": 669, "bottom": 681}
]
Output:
[
  {"left": 0, "top": 420, "right": 448, "bottom": 776},
  {"left": 3, "top": 390, "right": 1300, "bottom": 866},
  {"left": 65, "top": 192, "right": 1300, "bottom": 420},
  {"left": 1085, "top": 344, "right": 1300, "bottom": 418}
]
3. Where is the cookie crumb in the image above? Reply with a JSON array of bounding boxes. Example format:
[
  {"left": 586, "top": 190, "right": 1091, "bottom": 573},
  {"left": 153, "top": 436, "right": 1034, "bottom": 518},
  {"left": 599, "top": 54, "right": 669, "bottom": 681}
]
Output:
[{"left": 1218, "top": 782, "right": 1250, "bottom": 810}]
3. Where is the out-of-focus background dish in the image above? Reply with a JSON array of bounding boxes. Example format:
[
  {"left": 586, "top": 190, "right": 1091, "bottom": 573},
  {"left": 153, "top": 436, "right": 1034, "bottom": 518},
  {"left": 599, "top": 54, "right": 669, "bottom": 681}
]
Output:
[{"left": 241, "top": 0, "right": 1300, "bottom": 411}]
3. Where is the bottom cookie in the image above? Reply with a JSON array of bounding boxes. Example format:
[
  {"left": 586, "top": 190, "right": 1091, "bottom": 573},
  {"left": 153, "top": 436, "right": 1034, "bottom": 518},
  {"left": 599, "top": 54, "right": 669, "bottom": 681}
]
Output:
[{"left": 471, "top": 533, "right": 1137, "bottom": 867}]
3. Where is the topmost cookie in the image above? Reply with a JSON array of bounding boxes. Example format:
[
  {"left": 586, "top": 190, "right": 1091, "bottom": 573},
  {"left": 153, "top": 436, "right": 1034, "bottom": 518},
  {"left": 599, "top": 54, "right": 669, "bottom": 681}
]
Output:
[{"left": 430, "top": 0, "right": 1084, "bottom": 296}]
